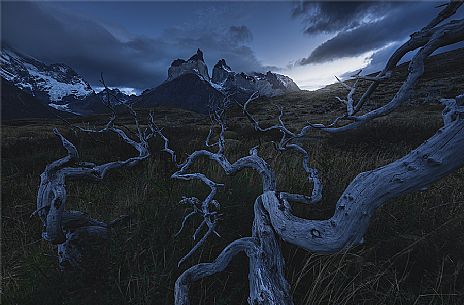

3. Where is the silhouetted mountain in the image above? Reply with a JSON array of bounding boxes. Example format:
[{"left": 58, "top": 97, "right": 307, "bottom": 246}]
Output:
[
  {"left": 136, "top": 73, "right": 224, "bottom": 113},
  {"left": 135, "top": 49, "right": 300, "bottom": 113}
]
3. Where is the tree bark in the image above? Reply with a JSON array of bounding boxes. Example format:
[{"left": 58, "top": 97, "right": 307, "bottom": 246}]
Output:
[{"left": 264, "top": 110, "right": 464, "bottom": 253}]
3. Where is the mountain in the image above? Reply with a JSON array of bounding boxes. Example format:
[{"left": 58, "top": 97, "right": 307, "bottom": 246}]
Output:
[
  {"left": 230, "top": 47, "right": 464, "bottom": 121},
  {"left": 167, "top": 48, "right": 210, "bottom": 82},
  {"left": 1, "top": 80, "right": 77, "bottom": 121},
  {"left": 135, "top": 49, "right": 300, "bottom": 113},
  {"left": 96, "top": 88, "right": 134, "bottom": 105},
  {"left": 1, "top": 46, "right": 107, "bottom": 116},
  {"left": 211, "top": 58, "right": 300, "bottom": 98},
  {"left": 137, "top": 73, "right": 224, "bottom": 113},
  {"left": 10, "top": 46, "right": 460, "bottom": 120},
  {"left": 1, "top": 46, "right": 300, "bottom": 118}
]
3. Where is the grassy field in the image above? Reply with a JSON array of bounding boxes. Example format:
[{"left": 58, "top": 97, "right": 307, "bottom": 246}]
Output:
[{"left": 2, "top": 103, "right": 464, "bottom": 305}]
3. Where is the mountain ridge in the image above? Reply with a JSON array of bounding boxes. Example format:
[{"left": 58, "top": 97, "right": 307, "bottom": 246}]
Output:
[
  {"left": 1, "top": 46, "right": 300, "bottom": 118},
  {"left": 134, "top": 48, "right": 301, "bottom": 113},
  {"left": 2, "top": 46, "right": 463, "bottom": 120},
  {"left": 0, "top": 45, "right": 111, "bottom": 117}
]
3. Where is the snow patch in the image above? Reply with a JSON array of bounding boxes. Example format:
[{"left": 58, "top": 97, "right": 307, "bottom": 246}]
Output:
[
  {"left": 17, "top": 82, "right": 33, "bottom": 91},
  {"left": 1, "top": 47, "right": 94, "bottom": 105},
  {"left": 210, "top": 82, "right": 224, "bottom": 90},
  {"left": 276, "top": 74, "right": 292, "bottom": 88},
  {"left": 0, "top": 68, "right": 15, "bottom": 81},
  {"left": 48, "top": 103, "right": 80, "bottom": 115},
  {"left": 24, "top": 63, "right": 93, "bottom": 102}
]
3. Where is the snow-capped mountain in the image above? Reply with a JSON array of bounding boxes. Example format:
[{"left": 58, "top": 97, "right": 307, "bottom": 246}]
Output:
[
  {"left": 1, "top": 80, "right": 78, "bottom": 121},
  {"left": 136, "top": 49, "right": 300, "bottom": 113},
  {"left": 1, "top": 46, "right": 107, "bottom": 116}
]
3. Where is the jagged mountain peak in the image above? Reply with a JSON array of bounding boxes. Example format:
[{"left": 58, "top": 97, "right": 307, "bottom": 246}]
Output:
[
  {"left": 170, "top": 49, "right": 205, "bottom": 68},
  {"left": 188, "top": 48, "right": 204, "bottom": 62},
  {"left": 1, "top": 45, "right": 111, "bottom": 117},
  {"left": 214, "top": 59, "right": 231, "bottom": 71},
  {"left": 210, "top": 56, "right": 300, "bottom": 98},
  {"left": 96, "top": 87, "right": 133, "bottom": 105},
  {"left": 138, "top": 49, "right": 300, "bottom": 113},
  {"left": 1, "top": 46, "right": 94, "bottom": 105},
  {"left": 167, "top": 48, "right": 210, "bottom": 82}
]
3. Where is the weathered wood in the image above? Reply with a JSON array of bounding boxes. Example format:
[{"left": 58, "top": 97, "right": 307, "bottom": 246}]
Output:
[
  {"left": 174, "top": 94, "right": 464, "bottom": 304},
  {"left": 174, "top": 237, "right": 259, "bottom": 305},
  {"left": 36, "top": 110, "right": 151, "bottom": 270},
  {"left": 248, "top": 196, "right": 293, "bottom": 305},
  {"left": 172, "top": 3, "right": 464, "bottom": 304}
]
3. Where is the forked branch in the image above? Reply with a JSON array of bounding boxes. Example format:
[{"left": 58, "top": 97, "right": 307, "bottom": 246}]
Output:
[
  {"left": 173, "top": 2, "right": 464, "bottom": 304},
  {"left": 151, "top": 104, "right": 277, "bottom": 265},
  {"left": 36, "top": 94, "right": 153, "bottom": 270}
]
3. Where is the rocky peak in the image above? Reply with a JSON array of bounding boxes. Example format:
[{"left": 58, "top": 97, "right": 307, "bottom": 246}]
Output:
[
  {"left": 170, "top": 59, "right": 187, "bottom": 67},
  {"left": 1, "top": 46, "right": 94, "bottom": 105},
  {"left": 239, "top": 72, "right": 255, "bottom": 82},
  {"left": 188, "top": 48, "right": 204, "bottom": 62},
  {"left": 212, "top": 59, "right": 233, "bottom": 84},
  {"left": 214, "top": 59, "right": 231, "bottom": 71},
  {"left": 167, "top": 48, "right": 209, "bottom": 82}
]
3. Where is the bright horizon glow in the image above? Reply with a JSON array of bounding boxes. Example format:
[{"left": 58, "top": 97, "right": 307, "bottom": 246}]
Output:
[
  {"left": 94, "top": 86, "right": 139, "bottom": 96},
  {"left": 283, "top": 51, "right": 374, "bottom": 91}
]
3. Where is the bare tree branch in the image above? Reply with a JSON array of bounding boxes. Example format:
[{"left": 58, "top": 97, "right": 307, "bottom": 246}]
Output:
[
  {"left": 265, "top": 97, "right": 464, "bottom": 253},
  {"left": 157, "top": 99, "right": 277, "bottom": 265},
  {"left": 240, "top": 96, "right": 323, "bottom": 204},
  {"left": 353, "top": 0, "right": 463, "bottom": 114},
  {"left": 36, "top": 82, "right": 154, "bottom": 270},
  {"left": 175, "top": 237, "right": 259, "bottom": 305},
  {"left": 172, "top": 3, "right": 464, "bottom": 304}
]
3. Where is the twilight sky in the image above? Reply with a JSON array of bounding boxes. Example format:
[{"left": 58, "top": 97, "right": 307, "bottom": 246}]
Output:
[{"left": 2, "top": 1, "right": 463, "bottom": 94}]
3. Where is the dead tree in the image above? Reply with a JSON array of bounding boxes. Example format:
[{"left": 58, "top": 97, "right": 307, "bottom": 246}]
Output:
[
  {"left": 167, "top": 2, "right": 464, "bottom": 304},
  {"left": 34, "top": 82, "right": 156, "bottom": 271}
]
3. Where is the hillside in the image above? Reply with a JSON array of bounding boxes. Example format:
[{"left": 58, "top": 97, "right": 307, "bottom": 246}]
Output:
[
  {"left": 3, "top": 104, "right": 463, "bottom": 305},
  {"left": 1, "top": 81, "right": 77, "bottom": 120},
  {"left": 228, "top": 48, "right": 464, "bottom": 127}
]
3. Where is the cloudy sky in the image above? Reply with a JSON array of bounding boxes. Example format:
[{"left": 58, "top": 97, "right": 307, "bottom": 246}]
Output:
[{"left": 2, "top": 1, "right": 463, "bottom": 93}]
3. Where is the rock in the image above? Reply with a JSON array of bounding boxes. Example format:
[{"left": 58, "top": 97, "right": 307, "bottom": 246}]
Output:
[
  {"left": 138, "top": 49, "right": 301, "bottom": 113},
  {"left": 167, "top": 49, "right": 210, "bottom": 81},
  {"left": 188, "top": 48, "right": 205, "bottom": 62},
  {"left": 212, "top": 59, "right": 233, "bottom": 84}
]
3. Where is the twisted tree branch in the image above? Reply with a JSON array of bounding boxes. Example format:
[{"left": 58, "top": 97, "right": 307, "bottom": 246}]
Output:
[{"left": 36, "top": 91, "right": 153, "bottom": 270}]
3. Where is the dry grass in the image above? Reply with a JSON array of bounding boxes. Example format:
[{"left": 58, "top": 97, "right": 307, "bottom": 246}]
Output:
[{"left": 1, "top": 104, "right": 464, "bottom": 305}]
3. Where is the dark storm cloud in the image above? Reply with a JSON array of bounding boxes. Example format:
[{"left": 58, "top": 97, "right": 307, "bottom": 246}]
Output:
[
  {"left": 228, "top": 26, "right": 253, "bottom": 43},
  {"left": 160, "top": 24, "right": 264, "bottom": 74},
  {"left": 340, "top": 39, "right": 464, "bottom": 79},
  {"left": 294, "top": 1, "right": 463, "bottom": 66},
  {"left": 1, "top": 2, "right": 265, "bottom": 92},
  {"left": 1, "top": 1, "right": 168, "bottom": 91},
  {"left": 292, "top": 1, "right": 392, "bottom": 34}
]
